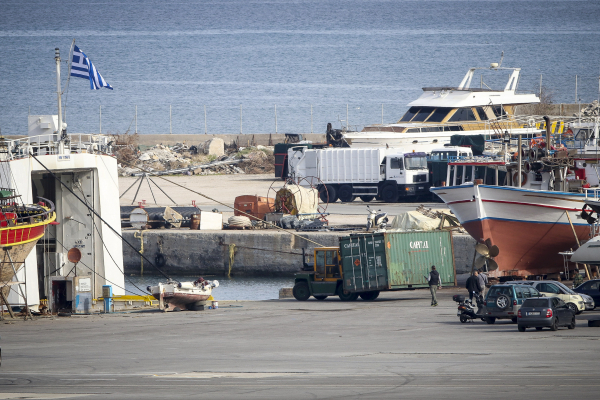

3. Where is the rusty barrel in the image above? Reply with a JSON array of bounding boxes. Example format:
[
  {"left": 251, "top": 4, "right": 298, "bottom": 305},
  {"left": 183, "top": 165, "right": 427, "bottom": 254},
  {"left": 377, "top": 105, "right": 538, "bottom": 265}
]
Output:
[{"left": 190, "top": 214, "right": 200, "bottom": 230}]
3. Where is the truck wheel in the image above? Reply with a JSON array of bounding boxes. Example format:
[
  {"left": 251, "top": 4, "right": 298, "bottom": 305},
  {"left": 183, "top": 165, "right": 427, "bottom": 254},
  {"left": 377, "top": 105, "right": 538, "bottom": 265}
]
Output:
[
  {"left": 293, "top": 282, "right": 311, "bottom": 301},
  {"left": 319, "top": 185, "right": 338, "bottom": 203},
  {"left": 337, "top": 287, "right": 359, "bottom": 301},
  {"left": 359, "top": 195, "right": 375, "bottom": 202},
  {"left": 338, "top": 185, "right": 355, "bottom": 202},
  {"left": 381, "top": 184, "right": 398, "bottom": 203},
  {"left": 359, "top": 291, "right": 380, "bottom": 301}
]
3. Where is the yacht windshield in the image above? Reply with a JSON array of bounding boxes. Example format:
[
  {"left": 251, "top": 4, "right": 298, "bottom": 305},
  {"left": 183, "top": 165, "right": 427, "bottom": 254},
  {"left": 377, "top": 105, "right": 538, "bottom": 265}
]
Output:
[
  {"left": 427, "top": 107, "right": 452, "bottom": 123},
  {"left": 405, "top": 157, "right": 427, "bottom": 170},
  {"left": 400, "top": 107, "right": 419, "bottom": 122},
  {"left": 411, "top": 107, "right": 435, "bottom": 122},
  {"left": 449, "top": 107, "right": 477, "bottom": 122}
]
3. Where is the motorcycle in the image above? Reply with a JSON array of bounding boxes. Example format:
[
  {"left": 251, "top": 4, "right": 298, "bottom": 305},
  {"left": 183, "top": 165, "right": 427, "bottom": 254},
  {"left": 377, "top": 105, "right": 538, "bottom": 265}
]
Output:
[
  {"left": 366, "top": 205, "right": 388, "bottom": 231},
  {"left": 454, "top": 293, "right": 485, "bottom": 323}
]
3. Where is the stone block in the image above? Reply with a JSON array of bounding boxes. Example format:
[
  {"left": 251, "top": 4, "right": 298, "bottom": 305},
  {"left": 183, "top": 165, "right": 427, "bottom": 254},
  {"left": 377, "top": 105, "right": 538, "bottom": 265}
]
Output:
[
  {"left": 203, "top": 138, "right": 225, "bottom": 157},
  {"left": 279, "top": 288, "right": 293, "bottom": 299}
]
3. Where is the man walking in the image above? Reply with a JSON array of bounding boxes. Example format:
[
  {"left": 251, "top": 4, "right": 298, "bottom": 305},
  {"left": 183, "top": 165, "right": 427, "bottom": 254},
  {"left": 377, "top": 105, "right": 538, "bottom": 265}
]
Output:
[
  {"left": 426, "top": 265, "right": 441, "bottom": 306},
  {"left": 465, "top": 270, "right": 481, "bottom": 301}
]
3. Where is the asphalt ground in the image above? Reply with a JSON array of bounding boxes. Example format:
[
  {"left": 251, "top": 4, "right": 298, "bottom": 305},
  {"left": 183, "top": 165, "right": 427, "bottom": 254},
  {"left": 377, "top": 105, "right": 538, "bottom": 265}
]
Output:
[{"left": 1, "top": 287, "right": 599, "bottom": 400}]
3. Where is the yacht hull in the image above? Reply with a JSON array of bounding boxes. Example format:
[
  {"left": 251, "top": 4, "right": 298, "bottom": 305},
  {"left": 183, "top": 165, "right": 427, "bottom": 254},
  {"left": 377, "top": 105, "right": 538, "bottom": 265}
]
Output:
[{"left": 431, "top": 184, "right": 589, "bottom": 277}]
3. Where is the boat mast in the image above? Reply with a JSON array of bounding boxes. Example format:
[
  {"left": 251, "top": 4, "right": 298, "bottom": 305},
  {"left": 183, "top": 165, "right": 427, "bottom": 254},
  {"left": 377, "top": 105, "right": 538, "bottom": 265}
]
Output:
[{"left": 55, "top": 48, "right": 64, "bottom": 153}]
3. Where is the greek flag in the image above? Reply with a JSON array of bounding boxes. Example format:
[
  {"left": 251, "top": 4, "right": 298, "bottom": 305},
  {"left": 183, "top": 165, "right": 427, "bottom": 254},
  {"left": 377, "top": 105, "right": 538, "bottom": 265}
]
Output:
[{"left": 70, "top": 45, "right": 113, "bottom": 90}]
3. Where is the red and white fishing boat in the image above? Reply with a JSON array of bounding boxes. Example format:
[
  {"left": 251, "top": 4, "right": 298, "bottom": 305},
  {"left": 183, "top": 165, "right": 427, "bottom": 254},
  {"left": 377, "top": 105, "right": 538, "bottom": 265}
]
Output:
[
  {"left": 432, "top": 182, "right": 588, "bottom": 277},
  {"left": 148, "top": 277, "right": 219, "bottom": 311},
  {"left": 0, "top": 185, "right": 56, "bottom": 296}
]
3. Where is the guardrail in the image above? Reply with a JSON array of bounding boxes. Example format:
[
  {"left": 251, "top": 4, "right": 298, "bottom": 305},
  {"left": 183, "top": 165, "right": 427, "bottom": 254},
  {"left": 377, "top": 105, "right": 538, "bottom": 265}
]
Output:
[{"left": 4, "top": 134, "right": 113, "bottom": 160}]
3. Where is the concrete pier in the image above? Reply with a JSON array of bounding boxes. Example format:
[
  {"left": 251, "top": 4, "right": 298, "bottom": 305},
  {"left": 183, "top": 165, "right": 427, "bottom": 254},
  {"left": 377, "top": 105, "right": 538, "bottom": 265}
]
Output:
[
  {"left": 122, "top": 229, "right": 477, "bottom": 276},
  {"left": 1, "top": 289, "right": 599, "bottom": 399}
]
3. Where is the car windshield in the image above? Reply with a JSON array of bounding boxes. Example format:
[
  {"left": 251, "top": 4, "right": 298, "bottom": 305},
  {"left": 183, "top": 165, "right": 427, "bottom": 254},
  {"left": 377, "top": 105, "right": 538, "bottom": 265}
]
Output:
[
  {"left": 523, "top": 299, "right": 550, "bottom": 308},
  {"left": 554, "top": 281, "right": 576, "bottom": 295},
  {"left": 405, "top": 157, "right": 427, "bottom": 170}
]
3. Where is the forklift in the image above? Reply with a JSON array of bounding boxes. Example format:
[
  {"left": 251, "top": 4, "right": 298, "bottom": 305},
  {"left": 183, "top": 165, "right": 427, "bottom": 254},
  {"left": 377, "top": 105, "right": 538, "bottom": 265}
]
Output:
[{"left": 292, "top": 248, "right": 380, "bottom": 301}]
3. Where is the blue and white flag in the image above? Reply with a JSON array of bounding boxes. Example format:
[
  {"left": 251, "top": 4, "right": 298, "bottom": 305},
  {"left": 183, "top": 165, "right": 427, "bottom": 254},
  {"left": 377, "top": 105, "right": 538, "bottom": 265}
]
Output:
[{"left": 70, "top": 45, "right": 113, "bottom": 90}]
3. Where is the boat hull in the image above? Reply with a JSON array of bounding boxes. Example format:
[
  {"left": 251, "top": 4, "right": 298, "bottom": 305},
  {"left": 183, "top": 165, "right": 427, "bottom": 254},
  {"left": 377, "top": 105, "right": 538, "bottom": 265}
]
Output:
[
  {"left": 431, "top": 184, "right": 589, "bottom": 277},
  {"left": 150, "top": 281, "right": 215, "bottom": 311},
  {"left": 153, "top": 292, "right": 211, "bottom": 311}
]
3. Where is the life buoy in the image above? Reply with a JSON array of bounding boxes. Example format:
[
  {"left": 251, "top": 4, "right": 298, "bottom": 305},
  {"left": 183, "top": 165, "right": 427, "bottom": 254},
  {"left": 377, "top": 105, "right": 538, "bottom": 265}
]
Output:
[{"left": 513, "top": 171, "right": 528, "bottom": 186}]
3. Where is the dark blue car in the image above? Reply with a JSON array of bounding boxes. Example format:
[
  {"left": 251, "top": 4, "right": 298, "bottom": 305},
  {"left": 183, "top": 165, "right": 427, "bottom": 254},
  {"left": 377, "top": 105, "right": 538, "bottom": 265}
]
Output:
[{"left": 574, "top": 279, "right": 600, "bottom": 305}]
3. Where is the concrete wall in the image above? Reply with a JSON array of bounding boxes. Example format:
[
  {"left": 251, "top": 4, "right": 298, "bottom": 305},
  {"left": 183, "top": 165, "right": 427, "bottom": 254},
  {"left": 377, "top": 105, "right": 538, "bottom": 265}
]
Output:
[{"left": 122, "top": 229, "right": 477, "bottom": 277}]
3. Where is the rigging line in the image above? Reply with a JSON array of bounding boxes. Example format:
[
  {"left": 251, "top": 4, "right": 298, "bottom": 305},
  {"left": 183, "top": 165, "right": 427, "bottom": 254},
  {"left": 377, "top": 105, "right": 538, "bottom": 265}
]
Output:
[
  {"left": 29, "top": 153, "right": 171, "bottom": 280},
  {"left": 74, "top": 181, "right": 149, "bottom": 295},
  {"left": 112, "top": 153, "right": 328, "bottom": 248}
]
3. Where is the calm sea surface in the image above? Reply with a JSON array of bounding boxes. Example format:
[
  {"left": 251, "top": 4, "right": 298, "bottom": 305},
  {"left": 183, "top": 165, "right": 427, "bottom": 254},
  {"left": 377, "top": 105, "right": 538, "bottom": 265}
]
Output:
[
  {"left": 126, "top": 275, "right": 294, "bottom": 301},
  {"left": 1, "top": 0, "right": 599, "bottom": 136}
]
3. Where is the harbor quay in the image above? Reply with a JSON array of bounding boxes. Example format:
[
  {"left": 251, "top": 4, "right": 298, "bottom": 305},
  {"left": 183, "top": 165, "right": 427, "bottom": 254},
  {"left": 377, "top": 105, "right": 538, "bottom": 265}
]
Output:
[
  {"left": 1, "top": 288, "right": 599, "bottom": 399},
  {"left": 121, "top": 230, "right": 478, "bottom": 276}
]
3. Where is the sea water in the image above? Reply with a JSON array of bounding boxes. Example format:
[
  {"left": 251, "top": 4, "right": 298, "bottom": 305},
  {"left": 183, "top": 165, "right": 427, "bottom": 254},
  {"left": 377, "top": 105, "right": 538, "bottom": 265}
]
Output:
[
  {"left": 1, "top": 0, "right": 599, "bottom": 136},
  {"left": 126, "top": 275, "right": 294, "bottom": 301}
]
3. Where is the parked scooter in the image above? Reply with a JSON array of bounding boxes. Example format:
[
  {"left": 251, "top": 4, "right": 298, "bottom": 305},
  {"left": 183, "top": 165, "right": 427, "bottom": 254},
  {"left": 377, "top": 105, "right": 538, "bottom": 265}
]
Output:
[
  {"left": 366, "top": 205, "right": 388, "bottom": 231},
  {"left": 453, "top": 293, "right": 485, "bottom": 323}
]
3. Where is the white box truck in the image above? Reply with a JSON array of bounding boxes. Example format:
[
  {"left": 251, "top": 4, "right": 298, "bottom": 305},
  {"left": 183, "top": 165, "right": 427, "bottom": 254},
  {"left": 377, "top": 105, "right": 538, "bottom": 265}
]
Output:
[{"left": 287, "top": 147, "right": 429, "bottom": 203}]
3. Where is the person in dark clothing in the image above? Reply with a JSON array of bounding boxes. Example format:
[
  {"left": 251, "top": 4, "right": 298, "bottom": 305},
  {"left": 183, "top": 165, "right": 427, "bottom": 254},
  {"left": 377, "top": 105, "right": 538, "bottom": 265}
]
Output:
[
  {"left": 465, "top": 271, "right": 481, "bottom": 301},
  {"left": 426, "top": 265, "right": 441, "bottom": 306}
]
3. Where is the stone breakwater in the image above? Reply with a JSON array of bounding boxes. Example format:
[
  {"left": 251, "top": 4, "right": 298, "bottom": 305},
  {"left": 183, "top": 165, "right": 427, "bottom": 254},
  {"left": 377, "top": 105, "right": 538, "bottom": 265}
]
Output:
[{"left": 122, "top": 230, "right": 477, "bottom": 277}]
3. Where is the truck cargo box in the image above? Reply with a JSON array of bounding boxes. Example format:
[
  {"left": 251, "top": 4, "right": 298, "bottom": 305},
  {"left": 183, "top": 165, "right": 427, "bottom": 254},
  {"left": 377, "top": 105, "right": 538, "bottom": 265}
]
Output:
[
  {"left": 288, "top": 147, "right": 391, "bottom": 184},
  {"left": 339, "top": 231, "right": 456, "bottom": 292}
]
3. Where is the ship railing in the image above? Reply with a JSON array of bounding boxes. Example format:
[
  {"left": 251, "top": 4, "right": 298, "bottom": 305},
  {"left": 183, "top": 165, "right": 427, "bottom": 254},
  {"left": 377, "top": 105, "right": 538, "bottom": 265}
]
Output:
[
  {"left": 448, "top": 155, "right": 506, "bottom": 165},
  {"left": 4, "top": 133, "right": 113, "bottom": 161},
  {"left": 583, "top": 187, "right": 600, "bottom": 201}
]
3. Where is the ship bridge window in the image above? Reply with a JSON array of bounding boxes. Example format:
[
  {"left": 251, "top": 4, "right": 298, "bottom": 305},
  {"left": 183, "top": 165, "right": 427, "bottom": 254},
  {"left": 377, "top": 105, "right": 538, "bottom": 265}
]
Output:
[
  {"left": 400, "top": 107, "right": 419, "bottom": 121},
  {"left": 575, "top": 129, "right": 592, "bottom": 141},
  {"left": 448, "top": 107, "right": 477, "bottom": 122},
  {"left": 491, "top": 105, "right": 506, "bottom": 118},
  {"left": 421, "top": 127, "right": 442, "bottom": 132},
  {"left": 426, "top": 107, "right": 452, "bottom": 122},
  {"left": 443, "top": 125, "right": 464, "bottom": 132},
  {"left": 475, "top": 107, "right": 489, "bottom": 121},
  {"left": 411, "top": 107, "right": 435, "bottom": 122},
  {"left": 429, "top": 151, "right": 457, "bottom": 161}
]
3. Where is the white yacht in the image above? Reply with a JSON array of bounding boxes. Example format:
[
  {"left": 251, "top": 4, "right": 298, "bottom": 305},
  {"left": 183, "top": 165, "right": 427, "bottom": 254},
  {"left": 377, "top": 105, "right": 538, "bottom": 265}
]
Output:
[{"left": 340, "top": 64, "right": 543, "bottom": 152}]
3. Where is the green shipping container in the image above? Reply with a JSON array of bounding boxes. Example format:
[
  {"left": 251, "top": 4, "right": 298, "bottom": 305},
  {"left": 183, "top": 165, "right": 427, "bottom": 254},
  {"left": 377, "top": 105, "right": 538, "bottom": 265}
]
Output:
[{"left": 339, "top": 231, "right": 456, "bottom": 292}]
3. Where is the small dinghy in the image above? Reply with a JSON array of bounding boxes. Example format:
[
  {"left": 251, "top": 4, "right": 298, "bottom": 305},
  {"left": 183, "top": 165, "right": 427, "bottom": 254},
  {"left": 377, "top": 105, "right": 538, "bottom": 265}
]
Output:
[{"left": 148, "top": 277, "right": 219, "bottom": 311}]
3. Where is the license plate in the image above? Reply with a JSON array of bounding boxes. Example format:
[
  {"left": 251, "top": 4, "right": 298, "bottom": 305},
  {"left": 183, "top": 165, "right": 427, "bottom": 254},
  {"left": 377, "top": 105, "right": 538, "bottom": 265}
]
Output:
[
  {"left": 457, "top": 312, "right": 462, "bottom": 316},
  {"left": 418, "top": 187, "right": 424, "bottom": 189},
  {"left": 527, "top": 312, "right": 540, "bottom": 316}
]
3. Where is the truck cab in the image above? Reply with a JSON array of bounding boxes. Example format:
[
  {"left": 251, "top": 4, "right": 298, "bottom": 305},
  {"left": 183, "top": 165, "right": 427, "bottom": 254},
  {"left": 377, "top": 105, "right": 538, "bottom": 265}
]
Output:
[
  {"left": 294, "top": 247, "right": 362, "bottom": 301},
  {"left": 380, "top": 152, "right": 429, "bottom": 201}
]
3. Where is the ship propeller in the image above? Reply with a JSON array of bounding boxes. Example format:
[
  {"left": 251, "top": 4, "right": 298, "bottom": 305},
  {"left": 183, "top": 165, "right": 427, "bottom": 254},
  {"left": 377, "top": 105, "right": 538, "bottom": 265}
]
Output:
[{"left": 474, "top": 239, "right": 499, "bottom": 271}]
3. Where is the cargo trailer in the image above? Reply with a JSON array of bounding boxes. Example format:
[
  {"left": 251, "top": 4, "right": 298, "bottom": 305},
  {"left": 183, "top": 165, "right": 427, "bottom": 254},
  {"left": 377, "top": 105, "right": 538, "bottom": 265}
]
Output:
[{"left": 292, "top": 230, "right": 456, "bottom": 301}]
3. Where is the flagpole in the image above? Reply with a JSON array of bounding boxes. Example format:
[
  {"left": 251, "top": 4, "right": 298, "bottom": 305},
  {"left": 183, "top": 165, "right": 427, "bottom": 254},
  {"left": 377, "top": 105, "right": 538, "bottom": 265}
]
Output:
[{"left": 55, "top": 48, "right": 64, "bottom": 149}]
